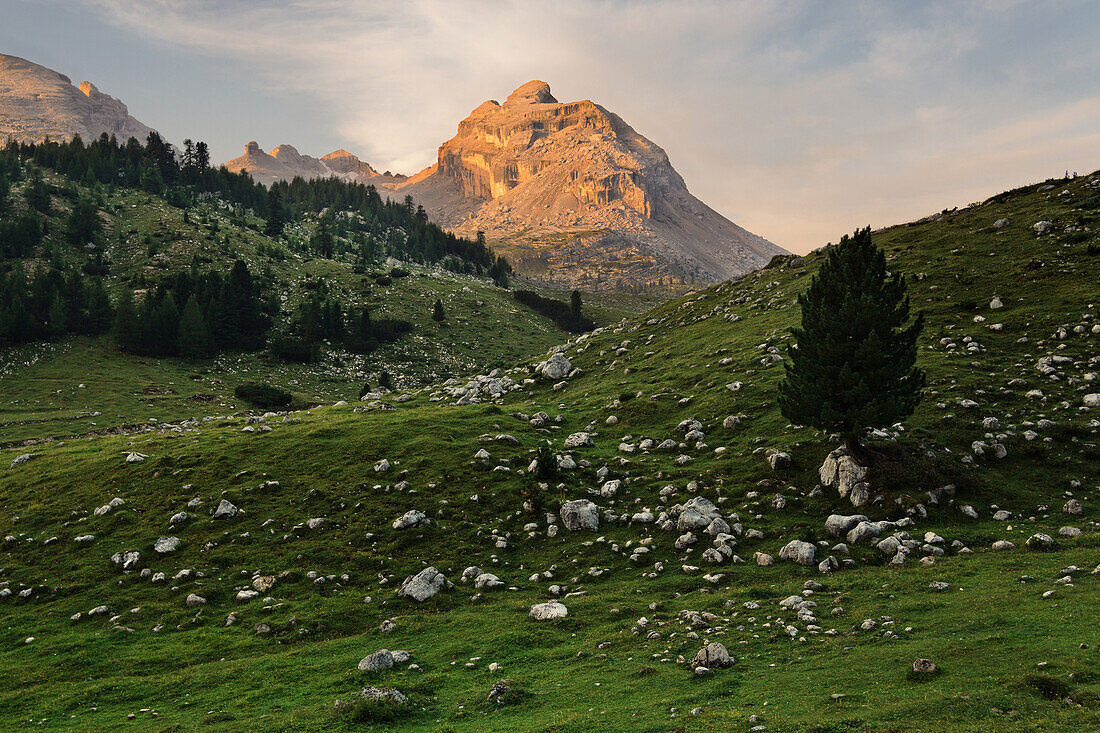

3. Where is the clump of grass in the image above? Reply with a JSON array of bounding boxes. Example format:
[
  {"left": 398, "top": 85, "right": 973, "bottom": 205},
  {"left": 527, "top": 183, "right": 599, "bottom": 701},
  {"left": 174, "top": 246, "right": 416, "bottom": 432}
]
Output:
[{"left": 334, "top": 694, "right": 412, "bottom": 724}]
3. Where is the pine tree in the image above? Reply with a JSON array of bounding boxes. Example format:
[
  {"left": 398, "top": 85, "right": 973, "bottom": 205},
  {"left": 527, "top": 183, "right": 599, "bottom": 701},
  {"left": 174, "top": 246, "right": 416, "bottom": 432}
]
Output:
[
  {"left": 264, "top": 189, "right": 285, "bottom": 237},
  {"left": 181, "top": 139, "right": 195, "bottom": 175},
  {"left": 113, "top": 289, "right": 140, "bottom": 352},
  {"left": 25, "top": 173, "right": 50, "bottom": 213},
  {"left": 194, "top": 141, "right": 210, "bottom": 173},
  {"left": 432, "top": 298, "right": 445, "bottom": 322},
  {"left": 148, "top": 293, "right": 180, "bottom": 355},
  {"left": 84, "top": 278, "right": 114, "bottom": 334},
  {"left": 311, "top": 222, "right": 334, "bottom": 258},
  {"left": 778, "top": 227, "right": 925, "bottom": 460},
  {"left": 177, "top": 295, "right": 212, "bottom": 360},
  {"left": 46, "top": 294, "right": 67, "bottom": 337}
]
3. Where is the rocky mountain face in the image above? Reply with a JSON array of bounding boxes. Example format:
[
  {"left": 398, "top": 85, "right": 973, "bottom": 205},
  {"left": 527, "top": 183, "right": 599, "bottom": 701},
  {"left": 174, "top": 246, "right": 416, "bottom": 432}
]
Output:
[
  {"left": 224, "top": 142, "right": 407, "bottom": 188},
  {"left": 0, "top": 54, "right": 157, "bottom": 145},
  {"left": 396, "top": 81, "right": 786, "bottom": 290},
  {"left": 228, "top": 82, "right": 782, "bottom": 290}
]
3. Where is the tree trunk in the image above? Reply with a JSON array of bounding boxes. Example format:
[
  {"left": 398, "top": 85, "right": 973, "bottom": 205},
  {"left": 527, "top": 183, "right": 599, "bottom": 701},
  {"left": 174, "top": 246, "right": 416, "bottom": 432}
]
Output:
[{"left": 844, "top": 434, "right": 866, "bottom": 465}]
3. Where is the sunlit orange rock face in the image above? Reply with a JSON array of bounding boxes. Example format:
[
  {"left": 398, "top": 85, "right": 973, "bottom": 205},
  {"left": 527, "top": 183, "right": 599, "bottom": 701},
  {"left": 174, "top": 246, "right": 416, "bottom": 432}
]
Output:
[
  {"left": 0, "top": 54, "right": 158, "bottom": 145},
  {"left": 403, "top": 81, "right": 785, "bottom": 289},
  {"left": 436, "top": 80, "right": 656, "bottom": 216}
]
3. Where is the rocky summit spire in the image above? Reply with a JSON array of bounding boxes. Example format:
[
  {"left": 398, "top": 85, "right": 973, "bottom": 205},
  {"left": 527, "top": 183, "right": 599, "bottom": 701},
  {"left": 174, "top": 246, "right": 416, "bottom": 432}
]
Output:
[{"left": 504, "top": 80, "right": 558, "bottom": 106}]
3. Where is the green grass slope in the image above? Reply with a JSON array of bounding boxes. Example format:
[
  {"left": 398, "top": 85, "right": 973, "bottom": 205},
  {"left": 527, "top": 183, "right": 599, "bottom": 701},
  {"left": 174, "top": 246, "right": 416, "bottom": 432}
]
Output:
[
  {"left": 0, "top": 172, "right": 1098, "bottom": 731},
  {"left": 0, "top": 175, "right": 644, "bottom": 444}
]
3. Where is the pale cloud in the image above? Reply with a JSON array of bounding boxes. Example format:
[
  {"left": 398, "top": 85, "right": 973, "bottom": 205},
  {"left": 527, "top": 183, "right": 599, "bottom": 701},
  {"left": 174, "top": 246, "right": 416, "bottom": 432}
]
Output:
[{"left": 72, "top": 0, "right": 1100, "bottom": 252}]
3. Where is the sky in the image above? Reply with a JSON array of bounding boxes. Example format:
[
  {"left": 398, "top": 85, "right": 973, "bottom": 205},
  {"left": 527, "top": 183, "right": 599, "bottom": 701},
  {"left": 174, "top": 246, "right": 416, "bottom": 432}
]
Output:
[{"left": 2, "top": 0, "right": 1098, "bottom": 254}]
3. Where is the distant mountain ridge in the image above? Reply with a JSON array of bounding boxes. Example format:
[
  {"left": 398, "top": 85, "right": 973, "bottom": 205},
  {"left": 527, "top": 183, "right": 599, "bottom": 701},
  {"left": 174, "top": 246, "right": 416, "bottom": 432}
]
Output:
[
  {"left": 228, "top": 81, "right": 785, "bottom": 289},
  {"left": 0, "top": 54, "right": 157, "bottom": 145},
  {"left": 224, "top": 142, "right": 407, "bottom": 188}
]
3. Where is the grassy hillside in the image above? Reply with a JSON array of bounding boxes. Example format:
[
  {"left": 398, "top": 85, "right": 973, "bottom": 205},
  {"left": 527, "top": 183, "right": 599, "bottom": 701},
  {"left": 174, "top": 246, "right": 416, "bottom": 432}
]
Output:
[
  {"left": 0, "top": 171, "right": 1098, "bottom": 731},
  {"left": 0, "top": 173, "right": 644, "bottom": 444}
]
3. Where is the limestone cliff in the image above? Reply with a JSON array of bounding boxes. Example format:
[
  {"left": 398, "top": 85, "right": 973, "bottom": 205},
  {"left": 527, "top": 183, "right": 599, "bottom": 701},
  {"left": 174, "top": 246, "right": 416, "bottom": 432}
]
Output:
[
  {"left": 398, "top": 81, "right": 785, "bottom": 288},
  {"left": 0, "top": 54, "right": 158, "bottom": 145}
]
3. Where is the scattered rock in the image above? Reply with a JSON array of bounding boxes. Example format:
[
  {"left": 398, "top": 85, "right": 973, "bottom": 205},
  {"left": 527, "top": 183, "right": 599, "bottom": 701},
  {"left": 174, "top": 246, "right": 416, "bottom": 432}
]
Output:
[
  {"left": 397, "top": 567, "right": 451, "bottom": 602},
  {"left": 358, "top": 649, "right": 395, "bottom": 672},
  {"left": 1025, "top": 533, "right": 1055, "bottom": 551},
  {"left": 212, "top": 499, "right": 239, "bottom": 520},
  {"left": 692, "top": 642, "right": 732, "bottom": 670},
  {"left": 560, "top": 499, "right": 599, "bottom": 531},
  {"left": 778, "top": 540, "right": 816, "bottom": 566},
  {"left": 153, "top": 536, "right": 180, "bottom": 554}
]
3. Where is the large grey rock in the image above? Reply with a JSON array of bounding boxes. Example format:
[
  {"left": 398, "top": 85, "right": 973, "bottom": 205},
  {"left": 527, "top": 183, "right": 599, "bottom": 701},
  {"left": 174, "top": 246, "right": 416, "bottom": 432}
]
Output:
[
  {"left": 563, "top": 432, "right": 593, "bottom": 449},
  {"left": 529, "top": 601, "right": 568, "bottom": 620},
  {"left": 153, "top": 536, "right": 181, "bottom": 554},
  {"left": 876, "top": 536, "right": 901, "bottom": 555},
  {"left": 212, "top": 499, "right": 239, "bottom": 520},
  {"left": 819, "top": 447, "right": 869, "bottom": 506},
  {"left": 560, "top": 500, "right": 599, "bottom": 531},
  {"left": 768, "top": 451, "right": 791, "bottom": 470},
  {"left": 540, "top": 353, "right": 573, "bottom": 380},
  {"left": 677, "top": 496, "right": 721, "bottom": 532},
  {"left": 393, "top": 509, "right": 426, "bottom": 530},
  {"left": 474, "top": 573, "right": 504, "bottom": 589},
  {"left": 824, "top": 514, "right": 868, "bottom": 538},
  {"left": 846, "top": 521, "right": 882, "bottom": 545},
  {"left": 692, "top": 642, "right": 732, "bottom": 669},
  {"left": 357, "top": 649, "right": 395, "bottom": 672},
  {"left": 1025, "top": 533, "right": 1055, "bottom": 551},
  {"left": 397, "top": 567, "right": 451, "bottom": 602},
  {"left": 778, "top": 539, "right": 816, "bottom": 566}
]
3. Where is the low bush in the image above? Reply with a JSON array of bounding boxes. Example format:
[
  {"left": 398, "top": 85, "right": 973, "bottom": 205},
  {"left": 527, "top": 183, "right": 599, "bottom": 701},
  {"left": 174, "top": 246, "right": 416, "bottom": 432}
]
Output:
[{"left": 233, "top": 381, "right": 293, "bottom": 409}]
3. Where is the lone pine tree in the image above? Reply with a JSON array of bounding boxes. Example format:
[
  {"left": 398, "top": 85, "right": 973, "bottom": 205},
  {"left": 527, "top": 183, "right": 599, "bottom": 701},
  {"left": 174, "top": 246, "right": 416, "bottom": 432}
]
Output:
[
  {"left": 778, "top": 227, "right": 925, "bottom": 460},
  {"left": 432, "top": 298, "right": 445, "bottom": 322}
]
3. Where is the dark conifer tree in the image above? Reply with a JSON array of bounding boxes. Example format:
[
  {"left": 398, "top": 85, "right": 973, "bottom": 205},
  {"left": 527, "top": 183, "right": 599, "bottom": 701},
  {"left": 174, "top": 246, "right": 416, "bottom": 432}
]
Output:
[
  {"left": 65, "top": 196, "right": 102, "bottom": 245},
  {"left": 83, "top": 278, "right": 114, "bottom": 334},
  {"left": 312, "top": 222, "right": 334, "bottom": 258},
  {"left": 177, "top": 294, "right": 212, "bottom": 360},
  {"left": 113, "top": 289, "right": 140, "bottom": 352},
  {"left": 25, "top": 172, "right": 50, "bottom": 213},
  {"left": 778, "top": 227, "right": 925, "bottom": 459},
  {"left": 194, "top": 141, "right": 210, "bottom": 173},
  {"left": 432, "top": 298, "right": 445, "bottom": 322},
  {"left": 264, "top": 188, "right": 286, "bottom": 237},
  {"left": 148, "top": 293, "right": 180, "bottom": 354}
]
